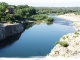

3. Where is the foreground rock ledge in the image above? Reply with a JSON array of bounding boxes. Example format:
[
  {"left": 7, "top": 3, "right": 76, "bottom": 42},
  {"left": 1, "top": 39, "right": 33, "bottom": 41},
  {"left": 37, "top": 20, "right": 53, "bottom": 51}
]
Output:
[
  {"left": 0, "top": 23, "right": 24, "bottom": 41},
  {"left": 48, "top": 32, "right": 80, "bottom": 58}
]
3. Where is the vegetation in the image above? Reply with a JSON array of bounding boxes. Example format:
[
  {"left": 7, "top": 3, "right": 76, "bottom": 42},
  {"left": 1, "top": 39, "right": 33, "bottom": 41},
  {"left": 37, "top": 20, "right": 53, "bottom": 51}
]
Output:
[
  {"left": 0, "top": 2, "right": 53, "bottom": 23},
  {"left": 76, "top": 42, "right": 79, "bottom": 45},
  {"left": 73, "top": 35, "right": 78, "bottom": 38},
  {"left": 22, "top": 22, "right": 34, "bottom": 30},
  {"left": 74, "top": 32, "right": 79, "bottom": 35},
  {"left": 35, "top": 7, "right": 80, "bottom": 15},
  {"left": 62, "top": 36, "right": 66, "bottom": 40},
  {"left": 66, "top": 36, "right": 69, "bottom": 38},
  {"left": 55, "top": 41, "right": 69, "bottom": 47},
  {"left": 0, "top": 2, "right": 36, "bottom": 23},
  {"left": 55, "top": 51, "right": 59, "bottom": 54},
  {"left": 28, "top": 14, "right": 53, "bottom": 22}
]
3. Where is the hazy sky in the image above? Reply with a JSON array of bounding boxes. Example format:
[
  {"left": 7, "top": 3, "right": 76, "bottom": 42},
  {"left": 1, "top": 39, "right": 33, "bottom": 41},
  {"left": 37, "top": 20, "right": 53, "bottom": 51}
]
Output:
[{"left": 0, "top": 0, "right": 80, "bottom": 7}]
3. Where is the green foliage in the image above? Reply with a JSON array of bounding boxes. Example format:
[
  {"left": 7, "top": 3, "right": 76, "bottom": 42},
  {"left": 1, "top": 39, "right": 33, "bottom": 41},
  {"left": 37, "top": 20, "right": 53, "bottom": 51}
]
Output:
[
  {"left": 62, "top": 36, "right": 66, "bottom": 40},
  {"left": 29, "top": 14, "right": 47, "bottom": 20},
  {"left": 0, "top": 2, "right": 8, "bottom": 12},
  {"left": 59, "top": 41, "right": 69, "bottom": 47},
  {"left": 76, "top": 43, "right": 79, "bottom": 45},
  {"left": 55, "top": 41, "right": 60, "bottom": 46},
  {"left": 66, "top": 36, "right": 69, "bottom": 38},
  {"left": 28, "top": 14, "right": 53, "bottom": 22},
  {"left": 0, "top": 2, "right": 36, "bottom": 23},
  {"left": 55, "top": 51, "right": 59, "bottom": 54},
  {"left": 74, "top": 32, "right": 79, "bottom": 35},
  {"left": 7, "top": 20, "right": 13, "bottom": 24},
  {"left": 55, "top": 41, "right": 69, "bottom": 47},
  {"left": 0, "top": 2, "right": 53, "bottom": 23},
  {"left": 35, "top": 7, "right": 80, "bottom": 15}
]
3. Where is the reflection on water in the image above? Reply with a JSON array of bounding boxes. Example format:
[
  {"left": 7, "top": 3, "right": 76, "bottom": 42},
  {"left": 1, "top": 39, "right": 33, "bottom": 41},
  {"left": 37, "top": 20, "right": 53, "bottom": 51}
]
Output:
[
  {"left": 34, "top": 21, "right": 42, "bottom": 25},
  {"left": 22, "top": 22, "right": 35, "bottom": 30},
  {"left": 0, "top": 16, "right": 76, "bottom": 57},
  {"left": 53, "top": 16, "right": 72, "bottom": 26},
  {"left": 0, "top": 22, "right": 38, "bottom": 50},
  {"left": 0, "top": 33, "right": 22, "bottom": 50},
  {"left": 0, "top": 22, "right": 35, "bottom": 50},
  {"left": 46, "top": 22, "right": 53, "bottom": 25},
  {"left": 35, "top": 21, "right": 53, "bottom": 25}
]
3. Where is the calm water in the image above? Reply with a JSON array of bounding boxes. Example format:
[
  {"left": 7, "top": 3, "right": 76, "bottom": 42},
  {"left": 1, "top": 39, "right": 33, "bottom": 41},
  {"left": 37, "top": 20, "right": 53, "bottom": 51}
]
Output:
[{"left": 0, "top": 16, "right": 76, "bottom": 57}]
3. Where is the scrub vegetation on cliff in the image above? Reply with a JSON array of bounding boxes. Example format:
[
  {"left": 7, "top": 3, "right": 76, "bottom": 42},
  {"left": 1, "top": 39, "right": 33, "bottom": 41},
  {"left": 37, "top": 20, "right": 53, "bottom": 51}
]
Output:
[
  {"left": 0, "top": 2, "right": 53, "bottom": 23},
  {"left": 55, "top": 41, "right": 69, "bottom": 47}
]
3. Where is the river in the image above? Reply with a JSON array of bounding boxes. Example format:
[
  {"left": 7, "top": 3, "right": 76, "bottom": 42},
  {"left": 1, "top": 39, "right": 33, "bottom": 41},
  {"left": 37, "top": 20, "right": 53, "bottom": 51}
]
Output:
[{"left": 0, "top": 16, "right": 76, "bottom": 57}]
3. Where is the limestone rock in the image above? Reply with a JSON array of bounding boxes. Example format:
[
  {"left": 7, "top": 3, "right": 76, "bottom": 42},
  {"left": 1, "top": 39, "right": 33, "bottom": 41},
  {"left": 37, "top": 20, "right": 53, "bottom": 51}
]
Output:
[
  {"left": 0, "top": 23, "right": 24, "bottom": 41},
  {"left": 48, "top": 32, "right": 80, "bottom": 58}
]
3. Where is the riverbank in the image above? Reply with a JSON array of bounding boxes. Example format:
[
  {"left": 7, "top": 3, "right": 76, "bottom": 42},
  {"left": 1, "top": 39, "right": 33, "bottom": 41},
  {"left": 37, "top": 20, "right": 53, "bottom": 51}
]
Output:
[
  {"left": 58, "top": 15, "right": 80, "bottom": 31},
  {"left": 0, "top": 23, "right": 23, "bottom": 41},
  {"left": 48, "top": 14, "right": 80, "bottom": 58}
]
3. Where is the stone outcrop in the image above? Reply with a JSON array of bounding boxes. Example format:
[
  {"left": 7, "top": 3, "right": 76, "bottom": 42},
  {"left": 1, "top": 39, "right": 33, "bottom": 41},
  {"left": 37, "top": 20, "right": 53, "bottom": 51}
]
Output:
[
  {"left": 48, "top": 32, "right": 80, "bottom": 57},
  {"left": 72, "top": 21, "right": 80, "bottom": 31},
  {"left": 0, "top": 23, "right": 24, "bottom": 41},
  {"left": 48, "top": 15, "right": 80, "bottom": 58}
]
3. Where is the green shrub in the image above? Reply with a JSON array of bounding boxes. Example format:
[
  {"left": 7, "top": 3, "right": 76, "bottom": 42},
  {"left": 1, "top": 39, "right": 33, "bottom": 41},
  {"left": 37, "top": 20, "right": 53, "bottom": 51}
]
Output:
[
  {"left": 59, "top": 41, "right": 69, "bottom": 47},
  {"left": 76, "top": 43, "right": 79, "bottom": 45},
  {"left": 55, "top": 51, "right": 59, "bottom": 54},
  {"left": 28, "top": 14, "right": 53, "bottom": 22},
  {"left": 62, "top": 36, "right": 66, "bottom": 40},
  {"left": 73, "top": 35, "right": 78, "bottom": 38},
  {"left": 66, "top": 36, "right": 69, "bottom": 38},
  {"left": 74, "top": 32, "right": 79, "bottom": 35},
  {"left": 7, "top": 20, "right": 13, "bottom": 24},
  {"left": 54, "top": 41, "right": 60, "bottom": 46},
  {"left": 54, "top": 41, "right": 69, "bottom": 47}
]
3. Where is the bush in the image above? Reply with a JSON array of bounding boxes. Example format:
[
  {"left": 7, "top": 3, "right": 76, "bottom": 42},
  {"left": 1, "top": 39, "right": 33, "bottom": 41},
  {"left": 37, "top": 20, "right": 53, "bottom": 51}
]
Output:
[
  {"left": 74, "top": 32, "right": 79, "bottom": 35},
  {"left": 7, "top": 20, "right": 13, "bottom": 24},
  {"left": 76, "top": 43, "right": 79, "bottom": 45},
  {"left": 45, "top": 17, "right": 53, "bottom": 22},
  {"left": 54, "top": 41, "right": 60, "bottom": 46},
  {"left": 54, "top": 41, "right": 69, "bottom": 47},
  {"left": 62, "top": 36, "right": 66, "bottom": 40},
  {"left": 66, "top": 36, "right": 69, "bottom": 38},
  {"left": 59, "top": 41, "right": 69, "bottom": 47},
  {"left": 28, "top": 14, "right": 53, "bottom": 22}
]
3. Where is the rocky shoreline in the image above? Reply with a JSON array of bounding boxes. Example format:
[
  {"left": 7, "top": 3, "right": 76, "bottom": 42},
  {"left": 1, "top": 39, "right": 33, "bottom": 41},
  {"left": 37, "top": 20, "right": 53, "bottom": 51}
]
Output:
[
  {"left": 58, "top": 15, "right": 80, "bottom": 31},
  {"left": 48, "top": 15, "right": 80, "bottom": 58},
  {"left": 0, "top": 23, "right": 24, "bottom": 41}
]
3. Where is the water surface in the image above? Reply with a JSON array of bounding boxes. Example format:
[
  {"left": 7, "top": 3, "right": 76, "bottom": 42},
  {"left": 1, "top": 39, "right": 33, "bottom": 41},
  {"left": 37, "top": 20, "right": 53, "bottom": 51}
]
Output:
[{"left": 0, "top": 16, "right": 76, "bottom": 57}]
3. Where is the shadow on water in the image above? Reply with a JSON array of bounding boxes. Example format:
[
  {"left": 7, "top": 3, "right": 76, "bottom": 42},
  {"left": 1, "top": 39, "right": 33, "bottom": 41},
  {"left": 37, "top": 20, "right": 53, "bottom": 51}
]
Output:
[
  {"left": 50, "top": 16, "right": 73, "bottom": 26},
  {"left": 0, "top": 32, "right": 22, "bottom": 50},
  {"left": 22, "top": 22, "right": 35, "bottom": 30},
  {"left": 0, "top": 22, "right": 35, "bottom": 50},
  {"left": 34, "top": 20, "right": 53, "bottom": 26},
  {"left": 46, "top": 22, "right": 53, "bottom": 25}
]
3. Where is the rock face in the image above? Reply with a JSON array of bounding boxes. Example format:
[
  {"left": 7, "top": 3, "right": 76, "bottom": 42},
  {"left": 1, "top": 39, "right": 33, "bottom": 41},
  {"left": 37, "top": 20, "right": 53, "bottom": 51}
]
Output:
[
  {"left": 0, "top": 23, "right": 24, "bottom": 41},
  {"left": 48, "top": 15, "right": 80, "bottom": 58},
  {"left": 48, "top": 32, "right": 80, "bottom": 58},
  {"left": 72, "top": 21, "right": 80, "bottom": 31}
]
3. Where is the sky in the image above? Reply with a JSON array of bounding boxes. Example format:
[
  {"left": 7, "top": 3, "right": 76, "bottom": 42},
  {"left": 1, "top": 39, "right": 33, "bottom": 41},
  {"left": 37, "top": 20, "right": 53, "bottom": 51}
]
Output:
[{"left": 0, "top": 0, "right": 80, "bottom": 7}]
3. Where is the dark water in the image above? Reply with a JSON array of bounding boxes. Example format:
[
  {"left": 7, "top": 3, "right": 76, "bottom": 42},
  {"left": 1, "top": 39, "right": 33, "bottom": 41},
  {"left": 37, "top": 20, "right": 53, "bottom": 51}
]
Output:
[{"left": 0, "top": 16, "right": 76, "bottom": 57}]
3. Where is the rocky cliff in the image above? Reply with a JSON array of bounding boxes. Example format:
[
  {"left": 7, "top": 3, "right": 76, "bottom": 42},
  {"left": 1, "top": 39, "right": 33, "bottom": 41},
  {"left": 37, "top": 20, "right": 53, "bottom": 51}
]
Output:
[
  {"left": 48, "top": 15, "right": 80, "bottom": 58},
  {"left": 48, "top": 32, "right": 80, "bottom": 58},
  {"left": 0, "top": 23, "right": 24, "bottom": 41}
]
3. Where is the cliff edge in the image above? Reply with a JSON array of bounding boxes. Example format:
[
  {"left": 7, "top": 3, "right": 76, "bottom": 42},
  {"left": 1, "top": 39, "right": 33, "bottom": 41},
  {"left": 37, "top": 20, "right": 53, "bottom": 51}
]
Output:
[
  {"left": 48, "top": 32, "right": 80, "bottom": 57},
  {"left": 0, "top": 23, "right": 24, "bottom": 41},
  {"left": 48, "top": 15, "right": 80, "bottom": 58}
]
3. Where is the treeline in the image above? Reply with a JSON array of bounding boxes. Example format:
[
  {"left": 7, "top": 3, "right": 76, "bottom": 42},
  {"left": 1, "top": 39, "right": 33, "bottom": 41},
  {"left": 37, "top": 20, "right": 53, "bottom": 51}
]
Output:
[
  {"left": 28, "top": 14, "right": 53, "bottom": 22},
  {"left": 35, "top": 7, "right": 80, "bottom": 15},
  {"left": 0, "top": 2, "right": 36, "bottom": 23},
  {"left": 0, "top": 2, "right": 53, "bottom": 23}
]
